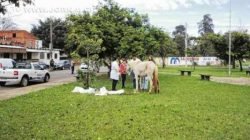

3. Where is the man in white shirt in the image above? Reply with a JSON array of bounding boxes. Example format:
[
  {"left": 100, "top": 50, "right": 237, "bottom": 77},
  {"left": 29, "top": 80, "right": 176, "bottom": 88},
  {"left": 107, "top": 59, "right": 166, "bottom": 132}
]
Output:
[{"left": 110, "top": 57, "right": 119, "bottom": 91}]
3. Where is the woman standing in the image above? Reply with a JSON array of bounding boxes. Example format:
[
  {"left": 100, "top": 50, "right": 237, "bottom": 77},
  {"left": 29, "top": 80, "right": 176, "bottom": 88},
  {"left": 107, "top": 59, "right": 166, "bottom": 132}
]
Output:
[
  {"left": 119, "top": 59, "right": 127, "bottom": 88},
  {"left": 110, "top": 58, "right": 119, "bottom": 91}
]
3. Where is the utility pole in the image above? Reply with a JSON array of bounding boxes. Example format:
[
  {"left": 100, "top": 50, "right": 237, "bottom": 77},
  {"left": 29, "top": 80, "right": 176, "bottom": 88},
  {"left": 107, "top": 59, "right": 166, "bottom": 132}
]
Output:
[
  {"left": 49, "top": 19, "right": 62, "bottom": 61},
  {"left": 86, "top": 48, "right": 90, "bottom": 88},
  {"left": 50, "top": 22, "right": 53, "bottom": 60},
  {"left": 185, "top": 23, "right": 188, "bottom": 68},
  {"left": 228, "top": 0, "right": 232, "bottom": 76}
]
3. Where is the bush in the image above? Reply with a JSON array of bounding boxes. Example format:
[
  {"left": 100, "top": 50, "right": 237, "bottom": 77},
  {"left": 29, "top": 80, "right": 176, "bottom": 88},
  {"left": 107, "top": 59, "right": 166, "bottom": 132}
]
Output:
[{"left": 77, "top": 69, "right": 96, "bottom": 88}]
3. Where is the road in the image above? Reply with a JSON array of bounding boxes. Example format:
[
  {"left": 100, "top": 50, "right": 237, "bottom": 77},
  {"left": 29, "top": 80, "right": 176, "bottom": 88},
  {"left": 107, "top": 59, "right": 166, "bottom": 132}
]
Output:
[{"left": 0, "top": 70, "right": 75, "bottom": 100}]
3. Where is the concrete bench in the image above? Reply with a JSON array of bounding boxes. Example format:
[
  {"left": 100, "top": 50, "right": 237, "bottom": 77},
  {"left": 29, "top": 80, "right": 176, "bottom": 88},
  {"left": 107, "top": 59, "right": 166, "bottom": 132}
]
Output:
[
  {"left": 200, "top": 74, "right": 211, "bottom": 81},
  {"left": 180, "top": 70, "right": 192, "bottom": 76}
]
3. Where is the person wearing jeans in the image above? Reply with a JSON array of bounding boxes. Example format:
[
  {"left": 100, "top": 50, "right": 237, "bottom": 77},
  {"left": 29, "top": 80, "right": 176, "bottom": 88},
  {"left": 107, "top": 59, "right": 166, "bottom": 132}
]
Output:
[
  {"left": 110, "top": 58, "right": 119, "bottom": 91},
  {"left": 119, "top": 59, "right": 127, "bottom": 88}
]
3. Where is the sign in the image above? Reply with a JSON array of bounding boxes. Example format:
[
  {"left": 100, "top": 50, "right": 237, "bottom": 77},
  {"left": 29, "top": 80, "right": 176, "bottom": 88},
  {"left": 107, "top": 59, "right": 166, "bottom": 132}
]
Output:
[{"left": 168, "top": 57, "right": 221, "bottom": 66}]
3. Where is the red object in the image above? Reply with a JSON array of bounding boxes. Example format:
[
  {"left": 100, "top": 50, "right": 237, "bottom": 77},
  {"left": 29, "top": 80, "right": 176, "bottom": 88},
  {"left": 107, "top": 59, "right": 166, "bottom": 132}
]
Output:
[
  {"left": 0, "top": 63, "right": 2, "bottom": 68},
  {"left": 13, "top": 71, "right": 18, "bottom": 76},
  {"left": 119, "top": 63, "right": 127, "bottom": 74}
]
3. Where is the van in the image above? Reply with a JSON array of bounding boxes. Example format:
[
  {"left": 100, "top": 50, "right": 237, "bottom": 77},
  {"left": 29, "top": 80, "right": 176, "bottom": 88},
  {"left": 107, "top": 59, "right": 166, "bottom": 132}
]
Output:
[{"left": 0, "top": 58, "right": 16, "bottom": 69}]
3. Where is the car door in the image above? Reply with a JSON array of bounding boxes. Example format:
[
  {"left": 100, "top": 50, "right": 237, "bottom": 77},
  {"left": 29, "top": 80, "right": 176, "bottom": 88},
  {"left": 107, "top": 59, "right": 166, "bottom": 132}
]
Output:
[{"left": 33, "top": 64, "right": 44, "bottom": 81}]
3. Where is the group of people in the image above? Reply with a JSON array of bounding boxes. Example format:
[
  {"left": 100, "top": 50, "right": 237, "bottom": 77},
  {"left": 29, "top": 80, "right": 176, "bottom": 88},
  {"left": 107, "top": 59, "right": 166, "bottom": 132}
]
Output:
[{"left": 110, "top": 56, "right": 155, "bottom": 91}]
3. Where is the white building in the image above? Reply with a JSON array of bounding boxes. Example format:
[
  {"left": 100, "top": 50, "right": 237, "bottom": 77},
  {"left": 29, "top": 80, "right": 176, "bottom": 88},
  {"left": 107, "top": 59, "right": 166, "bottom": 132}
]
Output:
[
  {"left": 27, "top": 48, "right": 60, "bottom": 64},
  {"left": 0, "top": 45, "right": 60, "bottom": 64}
]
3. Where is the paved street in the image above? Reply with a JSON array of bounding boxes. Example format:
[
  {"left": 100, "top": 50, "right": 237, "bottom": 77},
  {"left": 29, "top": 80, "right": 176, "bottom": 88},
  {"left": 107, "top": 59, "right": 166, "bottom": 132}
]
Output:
[{"left": 0, "top": 70, "right": 76, "bottom": 100}]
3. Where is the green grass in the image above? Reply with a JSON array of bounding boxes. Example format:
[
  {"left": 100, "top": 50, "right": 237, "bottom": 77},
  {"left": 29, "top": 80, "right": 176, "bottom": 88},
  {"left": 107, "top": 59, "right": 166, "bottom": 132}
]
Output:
[{"left": 0, "top": 71, "right": 250, "bottom": 139}]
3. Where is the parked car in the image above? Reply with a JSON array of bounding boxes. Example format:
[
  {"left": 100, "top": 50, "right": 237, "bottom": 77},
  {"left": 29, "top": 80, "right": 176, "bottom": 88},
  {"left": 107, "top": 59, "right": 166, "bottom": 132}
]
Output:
[
  {"left": 0, "top": 58, "right": 16, "bottom": 69},
  {"left": 0, "top": 60, "right": 50, "bottom": 87},
  {"left": 54, "top": 60, "right": 71, "bottom": 70},
  {"left": 36, "top": 62, "right": 49, "bottom": 69},
  {"left": 79, "top": 63, "right": 95, "bottom": 72}
]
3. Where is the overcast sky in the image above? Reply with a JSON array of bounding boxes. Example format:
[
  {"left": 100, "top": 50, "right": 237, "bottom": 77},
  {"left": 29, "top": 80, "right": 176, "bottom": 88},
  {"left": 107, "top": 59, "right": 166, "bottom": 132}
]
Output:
[{"left": 2, "top": 0, "right": 250, "bottom": 36}]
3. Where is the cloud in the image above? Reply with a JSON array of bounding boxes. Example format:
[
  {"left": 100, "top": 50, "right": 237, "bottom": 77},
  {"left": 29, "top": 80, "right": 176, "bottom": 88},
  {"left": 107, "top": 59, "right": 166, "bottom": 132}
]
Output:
[{"left": 116, "top": 0, "right": 229, "bottom": 11}]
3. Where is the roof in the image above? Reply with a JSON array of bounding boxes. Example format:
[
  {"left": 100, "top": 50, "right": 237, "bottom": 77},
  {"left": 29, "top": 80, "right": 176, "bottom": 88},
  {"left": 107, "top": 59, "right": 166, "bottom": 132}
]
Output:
[{"left": 0, "top": 45, "right": 25, "bottom": 49}]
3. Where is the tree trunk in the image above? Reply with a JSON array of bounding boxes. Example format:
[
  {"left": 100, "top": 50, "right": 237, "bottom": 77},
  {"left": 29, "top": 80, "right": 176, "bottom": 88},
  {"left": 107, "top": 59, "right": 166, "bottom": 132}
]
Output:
[
  {"left": 232, "top": 56, "right": 236, "bottom": 69},
  {"left": 239, "top": 59, "right": 243, "bottom": 72},
  {"left": 162, "top": 57, "right": 166, "bottom": 68}
]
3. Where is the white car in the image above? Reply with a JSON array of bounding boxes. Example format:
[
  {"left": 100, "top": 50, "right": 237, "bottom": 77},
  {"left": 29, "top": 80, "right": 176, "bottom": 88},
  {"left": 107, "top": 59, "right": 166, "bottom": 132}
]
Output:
[
  {"left": 0, "top": 59, "right": 50, "bottom": 87},
  {"left": 79, "top": 63, "right": 93, "bottom": 72}
]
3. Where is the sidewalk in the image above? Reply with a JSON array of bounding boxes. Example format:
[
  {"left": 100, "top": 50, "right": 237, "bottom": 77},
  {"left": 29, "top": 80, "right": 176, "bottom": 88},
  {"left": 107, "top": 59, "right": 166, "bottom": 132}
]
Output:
[{"left": 0, "top": 77, "right": 75, "bottom": 101}]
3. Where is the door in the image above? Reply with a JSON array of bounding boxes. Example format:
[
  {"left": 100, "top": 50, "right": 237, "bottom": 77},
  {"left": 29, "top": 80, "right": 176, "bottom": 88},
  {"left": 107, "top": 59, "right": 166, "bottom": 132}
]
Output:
[{"left": 33, "top": 64, "right": 44, "bottom": 80}]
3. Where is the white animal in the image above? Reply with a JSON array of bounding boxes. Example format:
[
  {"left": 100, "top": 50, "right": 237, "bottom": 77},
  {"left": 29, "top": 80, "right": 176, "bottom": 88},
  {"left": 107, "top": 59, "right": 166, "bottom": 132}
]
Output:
[{"left": 128, "top": 58, "right": 159, "bottom": 93}]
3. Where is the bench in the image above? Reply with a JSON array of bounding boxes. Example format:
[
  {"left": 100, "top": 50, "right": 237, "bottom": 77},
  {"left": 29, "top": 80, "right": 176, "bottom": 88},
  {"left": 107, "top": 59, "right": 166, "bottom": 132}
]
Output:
[
  {"left": 246, "top": 70, "right": 250, "bottom": 76},
  {"left": 200, "top": 74, "right": 211, "bottom": 81},
  {"left": 180, "top": 70, "right": 192, "bottom": 76}
]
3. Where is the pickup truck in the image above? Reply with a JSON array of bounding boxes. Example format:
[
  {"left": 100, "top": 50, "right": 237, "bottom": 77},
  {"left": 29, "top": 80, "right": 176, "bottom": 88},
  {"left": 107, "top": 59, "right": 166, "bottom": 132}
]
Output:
[{"left": 0, "top": 61, "right": 50, "bottom": 87}]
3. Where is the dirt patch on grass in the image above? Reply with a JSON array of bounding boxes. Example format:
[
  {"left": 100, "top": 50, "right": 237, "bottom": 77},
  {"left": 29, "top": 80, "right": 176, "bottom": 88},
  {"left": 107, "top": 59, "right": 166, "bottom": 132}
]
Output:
[{"left": 211, "top": 77, "right": 250, "bottom": 86}]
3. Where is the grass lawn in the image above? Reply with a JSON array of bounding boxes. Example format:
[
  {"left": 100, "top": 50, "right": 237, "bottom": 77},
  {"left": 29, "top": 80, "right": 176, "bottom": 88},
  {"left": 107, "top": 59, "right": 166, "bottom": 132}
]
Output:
[
  {"left": 160, "top": 65, "right": 250, "bottom": 77},
  {"left": 0, "top": 69, "right": 250, "bottom": 139}
]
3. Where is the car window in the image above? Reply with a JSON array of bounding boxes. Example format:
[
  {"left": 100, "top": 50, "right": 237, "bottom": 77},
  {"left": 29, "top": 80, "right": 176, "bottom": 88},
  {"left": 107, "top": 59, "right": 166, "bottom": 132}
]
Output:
[{"left": 34, "top": 64, "right": 42, "bottom": 70}]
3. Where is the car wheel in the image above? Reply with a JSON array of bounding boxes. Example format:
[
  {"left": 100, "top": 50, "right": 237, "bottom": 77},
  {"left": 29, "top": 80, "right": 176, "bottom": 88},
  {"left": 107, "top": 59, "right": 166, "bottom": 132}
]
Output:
[
  {"left": 20, "top": 76, "right": 29, "bottom": 87},
  {"left": 0, "top": 82, "right": 6, "bottom": 86},
  {"left": 44, "top": 74, "right": 50, "bottom": 82}
]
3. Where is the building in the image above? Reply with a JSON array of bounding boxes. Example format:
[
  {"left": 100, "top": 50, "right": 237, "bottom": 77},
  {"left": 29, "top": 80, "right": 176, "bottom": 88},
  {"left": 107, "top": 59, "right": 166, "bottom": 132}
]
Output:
[
  {"left": 0, "top": 30, "right": 37, "bottom": 48},
  {"left": 26, "top": 48, "right": 60, "bottom": 64},
  {"left": 0, "top": 45, "right": 26, "bottom": 60},
  {"left": 0, "top": 30, "right": 61, "bottom": 64}
]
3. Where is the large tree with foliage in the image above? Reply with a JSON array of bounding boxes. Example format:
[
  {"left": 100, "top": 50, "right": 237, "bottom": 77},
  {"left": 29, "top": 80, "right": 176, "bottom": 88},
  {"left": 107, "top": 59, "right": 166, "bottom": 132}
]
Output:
[
  {"left": 196, "top": 33, "right": 217, "bottom": 56},
  {"left": 0, "top": 0, "right": 32, "bottom": 14},
  {"left": 229, "top": 31, "right": 250, "bottom": 71},
  {"left": 66, "top": 0, "right": 156, "bottom": 66},
  {"left": 172, "top": 25, "right": 186, "bottom": 56},
  {"left": 66, "top": 12, "right": 104, "bottom": 60},
  {"left": 198, "top": 14, "right": 214, "bottom": 36},
  {"left": 208, "top": 31, "right": 250, "bottom": 71},
  {"left": 157, "top": 30, "right": 176, "bottom": 68},
  {"left": 31, "top": 18, "right": 67, "bottom": 50}
]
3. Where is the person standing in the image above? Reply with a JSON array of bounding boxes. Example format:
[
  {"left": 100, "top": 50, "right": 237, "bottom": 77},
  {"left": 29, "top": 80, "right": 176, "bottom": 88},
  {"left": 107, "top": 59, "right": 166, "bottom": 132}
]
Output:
[
  {"left": 50, "top": 59, "right": 54, "bottom": 70},
  {"left": 71, "top": 60, "right": 75, "bottom": 74},
  {"left": 119, "top": 59, "right": 127, "bottom": 88},
  {"left": 110, "top": 58, "right": 120, "bottom": 91}
]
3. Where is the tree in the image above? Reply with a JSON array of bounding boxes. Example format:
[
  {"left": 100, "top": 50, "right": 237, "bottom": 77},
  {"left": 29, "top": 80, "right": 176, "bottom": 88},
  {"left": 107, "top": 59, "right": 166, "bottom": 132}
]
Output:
[
  {"left": 198, "top": 14, "right": 214, "bottom": 36},
  {"left": 157, "top": 31, "right": 176, "bottom": 68},
  {"left": 0, "top": 17, "right": 17, "bottom": 30},
  {"left": 208, "top": 31, "right": 250, "bottom": 71},
  {"left": 172, "top": 25, "right": 185, "bottom": 36},
  {"left": 230, "top": 31, "right": 250, "bottom": 71},
  {"left": 0, "top": 0, "right": 32, "bottom": 14},
  {"left": 67, "top": 0, "right": 151, "bottom": 68},
  {"left": 172, "top": 25, "right": 186, "bottom": 56},
  {"left": 67, "top": 12, "right": 104, "bottom": 59},
  {"left": 31, "top": 18, "right": 67, "bottom": 50},
  {"left": 196, "top": 33, "right": 216, "bottom": 56}
]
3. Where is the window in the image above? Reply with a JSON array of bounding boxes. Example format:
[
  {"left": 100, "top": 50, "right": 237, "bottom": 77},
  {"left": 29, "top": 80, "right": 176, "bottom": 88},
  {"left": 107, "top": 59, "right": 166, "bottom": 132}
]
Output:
[
  {"left": 47, "top": 53, "right": 50, "bottom": 59},
  {"left": 54, "top": 53, "right": 58, "bottom": 59},
  {"left": 33, "top": 64, "right": 42, "bottom": 70},
  {"left": 12, "top": 33, "right": 16, "bottom": 38},
  {"left": 40, "top": 52, "right": 44, "bottom": 59}
]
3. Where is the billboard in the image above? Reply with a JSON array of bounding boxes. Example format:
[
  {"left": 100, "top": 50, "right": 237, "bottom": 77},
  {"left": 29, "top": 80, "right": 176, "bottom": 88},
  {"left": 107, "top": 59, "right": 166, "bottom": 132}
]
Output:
[{"left": 168, "top": 57, "right": 221, "bottom": 66}]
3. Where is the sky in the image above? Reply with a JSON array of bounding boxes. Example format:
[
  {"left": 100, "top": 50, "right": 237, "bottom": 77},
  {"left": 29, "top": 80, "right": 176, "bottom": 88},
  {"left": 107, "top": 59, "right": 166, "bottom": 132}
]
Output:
[{"left": 2, "top": 0, "right": 250, "bottom": 36}]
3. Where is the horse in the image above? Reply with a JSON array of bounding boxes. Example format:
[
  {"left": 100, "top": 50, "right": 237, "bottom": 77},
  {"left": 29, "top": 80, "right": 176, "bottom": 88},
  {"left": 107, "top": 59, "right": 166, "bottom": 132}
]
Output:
[{"left": 128, "top": 58, "right": 160, "bottom": 93}]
